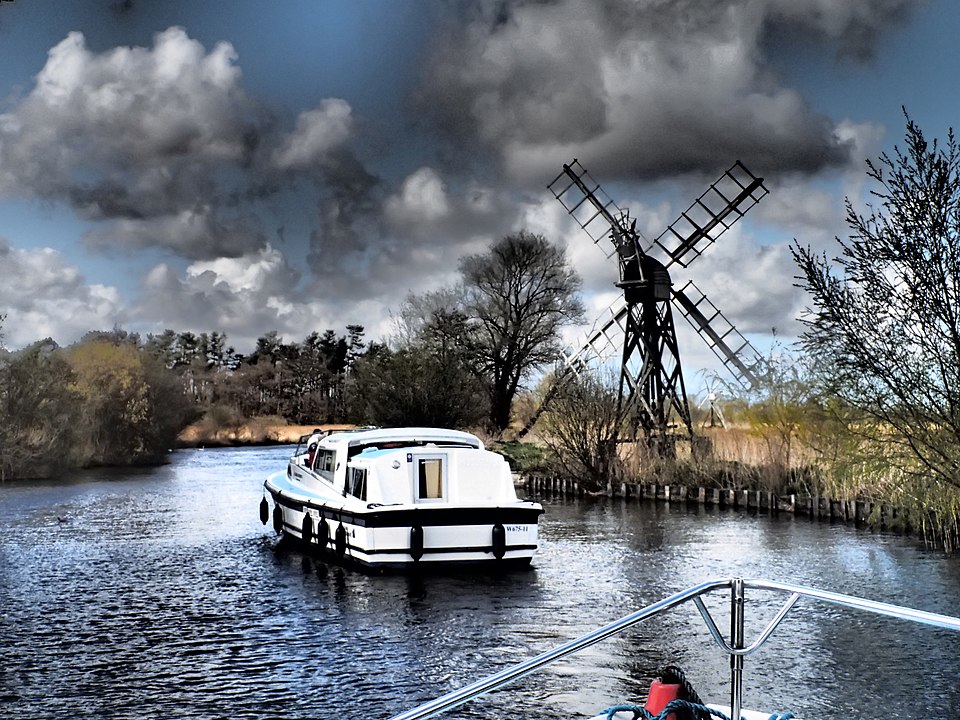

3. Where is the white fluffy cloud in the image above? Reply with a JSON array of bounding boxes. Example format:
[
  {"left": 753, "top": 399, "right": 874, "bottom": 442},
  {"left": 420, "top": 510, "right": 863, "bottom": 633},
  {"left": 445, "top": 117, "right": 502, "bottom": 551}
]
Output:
[
  {"left": 0, "top": 28, "right": 253, "bottom": 199},
  {"left": 0, "top": 238, "right": 125, "bottom": 348},
  {"left": 0, "top": 28, "right": 364, "bottom": 265},
  {"left": 384, "top": 167, "right": 452, "bottom": 227},
  {"left": 137, "top": 245, "right": 300, "bottom": 340}
]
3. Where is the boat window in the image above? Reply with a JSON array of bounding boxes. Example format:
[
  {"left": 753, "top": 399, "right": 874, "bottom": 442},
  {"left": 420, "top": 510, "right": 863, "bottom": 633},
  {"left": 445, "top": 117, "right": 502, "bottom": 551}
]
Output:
[
  {"left": 416, "top": 457, "right": 444, "bottom": 501},
  {"left": 346, "top": 467, "right": 367, "bottom": 501},
  {"left": 315, "top": 449, "right": 336, "bottom": 481}
]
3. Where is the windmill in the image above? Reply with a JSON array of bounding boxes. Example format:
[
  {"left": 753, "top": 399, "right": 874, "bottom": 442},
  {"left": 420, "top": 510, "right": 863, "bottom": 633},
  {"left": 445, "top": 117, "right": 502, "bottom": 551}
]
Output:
[{"left": 521, "top": 159, "right": 767, "bottom": 454}]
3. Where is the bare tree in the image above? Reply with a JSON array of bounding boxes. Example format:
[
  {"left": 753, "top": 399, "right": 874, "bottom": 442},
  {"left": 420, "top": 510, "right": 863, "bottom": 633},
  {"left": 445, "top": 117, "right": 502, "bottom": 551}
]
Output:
[
  {"left": 460, "top": 231, "right": 584, "bottom": 433},
  {"left": 793, "top": 115, "right": 960, "bottom": 490},
  {"left": 539, "top": 369, "right": 623, "bottom": 492}
]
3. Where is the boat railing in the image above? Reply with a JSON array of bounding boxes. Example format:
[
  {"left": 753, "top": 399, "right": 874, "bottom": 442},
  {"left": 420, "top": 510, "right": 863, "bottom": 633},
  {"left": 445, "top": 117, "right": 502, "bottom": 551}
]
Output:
[{"left": 386, "top": 577, "right": 960, "bottom": 720}]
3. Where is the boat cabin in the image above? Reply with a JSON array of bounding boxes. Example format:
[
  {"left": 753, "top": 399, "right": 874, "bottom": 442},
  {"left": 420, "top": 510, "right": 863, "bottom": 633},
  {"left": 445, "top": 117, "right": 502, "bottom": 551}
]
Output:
[{"left": 288, "top": 427, "right": 516, "bottom": 507}]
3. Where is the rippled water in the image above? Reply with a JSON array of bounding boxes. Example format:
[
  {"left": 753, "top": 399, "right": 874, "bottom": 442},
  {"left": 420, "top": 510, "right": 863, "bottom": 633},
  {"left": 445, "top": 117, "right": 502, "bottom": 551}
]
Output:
[{"left": 2, "top": 446, "right": 959, "bottom": 719}]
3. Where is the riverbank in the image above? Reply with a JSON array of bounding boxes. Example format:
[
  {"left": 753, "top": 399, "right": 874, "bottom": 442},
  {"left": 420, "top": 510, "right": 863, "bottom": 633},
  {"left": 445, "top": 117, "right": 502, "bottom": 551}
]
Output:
[
  {"left": 177, "top": 420, "right": 357, "bottom": 448},
  {"left": 524, "top": 475, "right": 954, "bottom": 549}
]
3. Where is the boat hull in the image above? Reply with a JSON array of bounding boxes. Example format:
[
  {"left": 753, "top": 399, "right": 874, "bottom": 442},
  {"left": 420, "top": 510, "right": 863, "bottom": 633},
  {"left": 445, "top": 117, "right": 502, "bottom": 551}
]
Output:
[{"left": 264, "top": 473, "right": 542, "bottom": 571}]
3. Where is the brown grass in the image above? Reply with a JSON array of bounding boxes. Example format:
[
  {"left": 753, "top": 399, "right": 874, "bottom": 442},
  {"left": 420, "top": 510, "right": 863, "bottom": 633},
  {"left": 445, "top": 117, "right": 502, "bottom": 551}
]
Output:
[{"left": 178, "top": 419, "right": 357, "bottom": 447}]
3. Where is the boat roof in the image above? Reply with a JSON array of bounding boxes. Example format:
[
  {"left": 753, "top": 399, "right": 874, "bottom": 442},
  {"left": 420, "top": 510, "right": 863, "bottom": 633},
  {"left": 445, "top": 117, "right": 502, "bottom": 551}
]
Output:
[{"left": 321, "top": 426, "right": 484, "bottom": 454}]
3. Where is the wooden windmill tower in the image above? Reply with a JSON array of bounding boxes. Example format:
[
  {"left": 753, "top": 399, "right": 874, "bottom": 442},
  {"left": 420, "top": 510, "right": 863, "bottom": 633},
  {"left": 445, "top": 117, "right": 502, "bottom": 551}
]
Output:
[{"left": 523, "top": 160, "right": 767, "bottom": 453}]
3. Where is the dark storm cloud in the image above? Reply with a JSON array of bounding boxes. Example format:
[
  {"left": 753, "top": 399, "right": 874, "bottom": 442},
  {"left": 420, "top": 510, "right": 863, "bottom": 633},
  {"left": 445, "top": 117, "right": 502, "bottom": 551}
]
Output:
[
  {"left": 764, "top": 0, "right": 915, "bottom": 61},
  {"left": 418, "top": 0, "right": 919, "bottom": 182},
  {"left": 82, "top": 208, "right": 270, "bottom": 260},
  {"left": 0, "top": 2, "right": 921, "bottom": 351}
]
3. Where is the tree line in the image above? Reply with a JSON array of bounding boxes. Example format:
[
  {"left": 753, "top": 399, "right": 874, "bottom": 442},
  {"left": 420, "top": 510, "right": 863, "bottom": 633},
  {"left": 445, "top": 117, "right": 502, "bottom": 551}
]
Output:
[
  {"left": 0, "top": 331, "right": 193, "bottom": 481},
  {"left": 0, "top": 231, "right": 583, "bottom": 480}
]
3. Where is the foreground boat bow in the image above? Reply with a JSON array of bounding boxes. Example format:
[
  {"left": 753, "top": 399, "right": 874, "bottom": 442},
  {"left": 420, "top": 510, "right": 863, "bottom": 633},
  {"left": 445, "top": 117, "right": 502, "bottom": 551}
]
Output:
[{"left": 386, "top": 577, "right": 960, "bottom": 720}]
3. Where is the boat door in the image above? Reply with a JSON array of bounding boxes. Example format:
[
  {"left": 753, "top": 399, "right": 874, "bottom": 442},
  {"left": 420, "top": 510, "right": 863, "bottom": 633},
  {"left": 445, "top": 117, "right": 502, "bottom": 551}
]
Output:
[{"left": 410, "top": 453, "right": 447, "bottom": 503}]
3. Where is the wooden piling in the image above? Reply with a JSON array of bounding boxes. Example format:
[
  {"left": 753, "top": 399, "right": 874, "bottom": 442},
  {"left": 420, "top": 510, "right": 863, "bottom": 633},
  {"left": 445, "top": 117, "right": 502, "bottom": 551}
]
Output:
[{"left": 522, "top": 475, "right": 920, "bottom": 541}]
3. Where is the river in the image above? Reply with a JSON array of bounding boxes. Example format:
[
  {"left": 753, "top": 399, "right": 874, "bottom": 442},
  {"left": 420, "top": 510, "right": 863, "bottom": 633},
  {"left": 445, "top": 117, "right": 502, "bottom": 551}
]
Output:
[{"left": 1, "top": 445, "right": 958, "bottom": 719}]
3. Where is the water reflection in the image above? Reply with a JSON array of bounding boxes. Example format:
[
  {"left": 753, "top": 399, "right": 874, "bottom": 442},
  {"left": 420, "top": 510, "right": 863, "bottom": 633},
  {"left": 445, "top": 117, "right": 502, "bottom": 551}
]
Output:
[{"left": 1, "top": 447, "right": 959, "bottom": 719}]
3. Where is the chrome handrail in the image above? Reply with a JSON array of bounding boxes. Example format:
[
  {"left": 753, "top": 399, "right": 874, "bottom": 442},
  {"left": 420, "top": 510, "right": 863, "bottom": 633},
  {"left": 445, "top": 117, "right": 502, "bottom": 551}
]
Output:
[{"left": 386, "top": 577, "right": 960, "bottom": 720}]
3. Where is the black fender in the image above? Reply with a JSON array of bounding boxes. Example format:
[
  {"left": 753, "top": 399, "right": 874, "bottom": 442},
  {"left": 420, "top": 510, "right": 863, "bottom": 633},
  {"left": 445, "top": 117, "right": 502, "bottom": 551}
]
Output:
[
  {"left": 492, "top": 523, "right": 506, "bottom": 559},
  {"left": 272, "top": 504, "right": 284, "bottom": 535},
  {"left": 410, "top": 524, "right": 424, "bottom": 561}
]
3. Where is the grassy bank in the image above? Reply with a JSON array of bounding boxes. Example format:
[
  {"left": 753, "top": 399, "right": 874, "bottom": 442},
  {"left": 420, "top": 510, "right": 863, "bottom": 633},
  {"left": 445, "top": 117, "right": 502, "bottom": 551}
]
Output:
[{"left": 177, "top": 417, "right": 357, "bottom": 448}]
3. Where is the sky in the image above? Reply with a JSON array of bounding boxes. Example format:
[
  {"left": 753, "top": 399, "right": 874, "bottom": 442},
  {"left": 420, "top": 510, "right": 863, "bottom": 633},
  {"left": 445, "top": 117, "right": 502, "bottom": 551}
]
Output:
[{"left": 1, "top": 0, "right": 958, "bottom": 394}]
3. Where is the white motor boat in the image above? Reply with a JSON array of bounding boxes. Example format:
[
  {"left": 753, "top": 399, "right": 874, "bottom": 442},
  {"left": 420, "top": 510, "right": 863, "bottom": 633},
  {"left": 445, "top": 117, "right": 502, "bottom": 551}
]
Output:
[{"left": 260, "top": 426, "right": 543, "bottom": 571}]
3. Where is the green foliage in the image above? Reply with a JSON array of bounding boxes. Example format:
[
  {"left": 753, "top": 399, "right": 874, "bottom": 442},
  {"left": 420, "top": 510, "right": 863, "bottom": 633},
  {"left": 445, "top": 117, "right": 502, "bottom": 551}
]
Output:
[
  {"left": 490, "top": 440, "right": 548, "bottom": 475},
  {"left": 793, "top": 114, "right": 960, "bottom": 491},
  {"left": 353, "top": 343, "right": 487, "bottom": 428},
  {"left": 67, "top": 340, "right": 154, "bottom": 464},
  {"left": 0, "top": 333, "right": 200, "bottom": 480},
  {"left": 221, "top": 328, "right": 364, "bottom": 423},
  {"left": 140, "top": 352, "right": 199, "bottom": 459},
  {"left": 66, "top": 338, "right": 196, "bottom": 466}
]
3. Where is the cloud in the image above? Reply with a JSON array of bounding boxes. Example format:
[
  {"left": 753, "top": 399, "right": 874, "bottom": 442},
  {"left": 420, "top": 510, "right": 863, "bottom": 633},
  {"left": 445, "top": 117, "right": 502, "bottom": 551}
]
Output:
[
  {"left": 0, "top": 27, "right": 271, "bottom": 260},
  {"left": 682, "top": 227, "right": 804, "bottom": 336},
  {"left": 303, "top": 165, "right": 522, "bottom": 310},
  {"left": 136, "top": 246, "right": 307, "bottom": 347},
  {"left": 418, "top": 0, "right": 916, "bottom": 182},
  {"left": 766, "top": 0, "right": 913, "bottom": 59},
  {"left": 0, "top": 5, "right": 915, "bottom": 369},
  {"left": 0, "top": 27, "right": 368, "bottom": 263},
  {"left": 82, "top": 206, "right": 268, "bottom": 260},
  {"left": 131, "top": 245, "right": 399, "bottom": 350},
  {"left": 272, "top": 99, "right": 355, "bottom": 170},
  {"left": 0, "top": 28, "right": 254, "bottom": 199},
  {"left": 384, "top": 167, "right": 451, "bottom": 226},
  {"left": 0, "top": 237, "right": 125, "bottom": 348}
]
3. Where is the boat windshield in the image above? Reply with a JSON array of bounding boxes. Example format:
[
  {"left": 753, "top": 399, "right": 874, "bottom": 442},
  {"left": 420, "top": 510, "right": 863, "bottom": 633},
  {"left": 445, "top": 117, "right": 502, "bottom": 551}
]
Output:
[{"left": 314, "top": 448, "right": 336, "bottom": 481}]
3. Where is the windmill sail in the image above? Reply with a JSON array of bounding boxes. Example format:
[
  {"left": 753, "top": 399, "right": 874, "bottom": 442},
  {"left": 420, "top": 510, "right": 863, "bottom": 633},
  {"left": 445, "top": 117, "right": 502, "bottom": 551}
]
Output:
[
  {"left": 548, "top": 160, "right": 638, "bottom": 258},
  {"left": 645, "top": 161, "right": 766, "bottom": 270},
  {"left": 671, "top": 280, "right": 761, "bottom": 389},
  {"left": 568, "top": 296, "right": 627, "bottom": 359}
]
